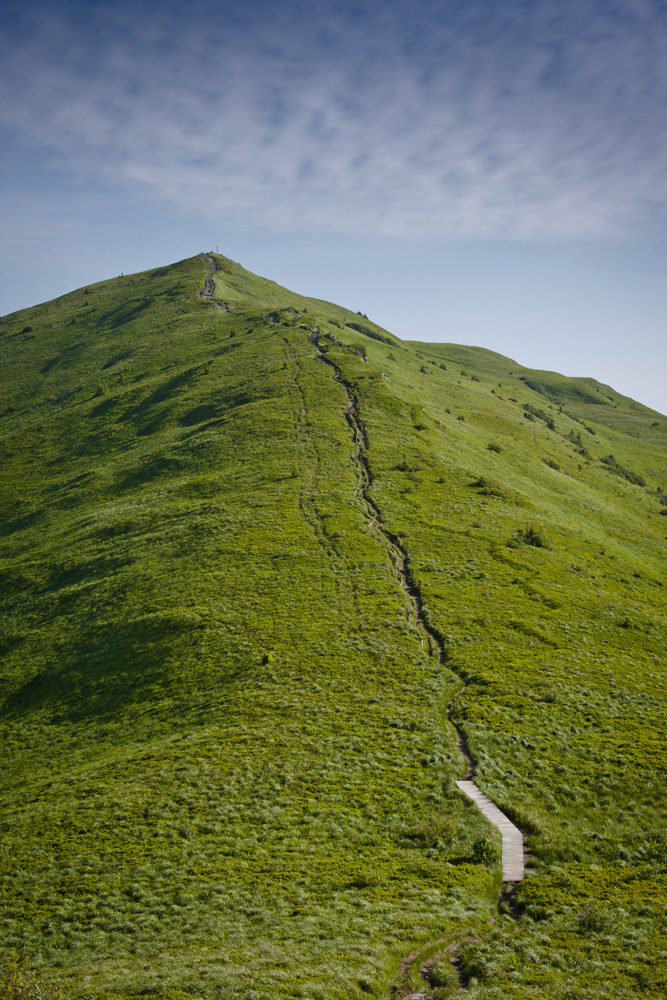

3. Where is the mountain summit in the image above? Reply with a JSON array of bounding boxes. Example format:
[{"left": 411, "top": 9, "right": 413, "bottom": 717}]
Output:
[{"left": 1, "top": 254, "right": 665, "bottom": 999}]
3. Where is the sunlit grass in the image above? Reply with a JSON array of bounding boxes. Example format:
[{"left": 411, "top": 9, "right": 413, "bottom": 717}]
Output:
[{"left": 0, "top": 253, "right": 665, "bottom": 998}]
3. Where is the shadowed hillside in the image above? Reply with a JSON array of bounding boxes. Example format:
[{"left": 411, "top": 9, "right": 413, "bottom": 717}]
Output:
[{"left": 1, "top": 254, "right": 665, "bottom": 999}]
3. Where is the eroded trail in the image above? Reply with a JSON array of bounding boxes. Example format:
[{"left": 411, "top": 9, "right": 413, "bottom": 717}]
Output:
[
  {"left": 199, "top": 253, "right": 229, "bottom": 311},
  {"left": 308, "top": 332, "right": 525, "bottom": 994},
  {"left": 309, "top": 334, "right": 448, "bottom": 661}
]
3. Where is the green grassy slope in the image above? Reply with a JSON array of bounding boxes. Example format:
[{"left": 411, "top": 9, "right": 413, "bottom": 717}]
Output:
[{"left": 0, "top": 254, "right": 665, "bottom": 999}]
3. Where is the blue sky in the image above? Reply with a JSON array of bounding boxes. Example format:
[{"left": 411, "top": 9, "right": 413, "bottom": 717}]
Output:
[{"left": 1, "top": 0, "right": 666, "bottom": 412}]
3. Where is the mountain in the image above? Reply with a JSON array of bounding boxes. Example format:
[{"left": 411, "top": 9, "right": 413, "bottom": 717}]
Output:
[{"left": 1, "top": 253, "right": 665, "bottom": 1000}]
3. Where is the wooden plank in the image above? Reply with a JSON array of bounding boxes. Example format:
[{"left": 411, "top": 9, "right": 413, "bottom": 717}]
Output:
[{"left": 456, "top": 779, "right": 524, "bottom": 882}]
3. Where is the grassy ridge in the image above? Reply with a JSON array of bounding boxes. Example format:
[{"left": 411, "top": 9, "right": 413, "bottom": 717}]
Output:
[{"left": 0, "top": 254, "right": 665, "bottom": 998}]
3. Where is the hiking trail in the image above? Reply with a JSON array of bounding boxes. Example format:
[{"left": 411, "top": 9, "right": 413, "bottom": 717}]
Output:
[
  {"left": 308, "top": 330, "right": 525, "bottom": 994},
  {"left": 199, "top": 253, "right": 229, "bottom": 311},
  {"left": 194, "top": 257, "right": 525, "bottom": 994}
]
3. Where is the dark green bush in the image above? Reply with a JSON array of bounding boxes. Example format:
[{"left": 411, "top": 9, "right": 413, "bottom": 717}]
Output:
[
  {"left": 600, "top": 454, "right": 646, "bottom": 487},
  {"left": 470, "top": 476, "right": 516, "bottom": 501},
  {"left": 512, "top": 524, "right": 549, "bottom": 548},
  {"left": 344, "top": 321, "right": 393, "bottom": 345},
  {"left": 523, "top": 403, "right": 555, "bottom": 429}
]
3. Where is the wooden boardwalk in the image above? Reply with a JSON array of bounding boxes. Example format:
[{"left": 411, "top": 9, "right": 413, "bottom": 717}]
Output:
[{"left": 456, "top": 780, "right": 524, "bottom": 882}]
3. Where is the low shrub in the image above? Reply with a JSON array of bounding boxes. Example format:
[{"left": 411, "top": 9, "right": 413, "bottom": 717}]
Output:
[
  {"left": 600, "top": 454, "right": 646, "bottom": 487},
  {"left": 471, "top": 476, "right": 518, "bottom": 502},
  {"left": 523, "top": 403, "right": 556, "bottom": 430},
  {"left": 0, "top": 954, "right": 61, "bottom": 999},
  {"left": 511, "top": 524, "right": 549, "bottom": 548},
  {"left": 575, "top": 900, "right": 609, "bottom": 934},
  {"left": 345, "top": 321, "right": 393, "bottom": 344},
  {"left": 428, "top": 958, "right": 459, "bottom": 991},
  {"left": 487, "top": 441, "right": 502, "bottom": 453},
  {"left": 472, "top": 475, "right": 500, "bottom": 492},
  {"left": 472, "top": 836, "right": 500, "bottom": 865}
]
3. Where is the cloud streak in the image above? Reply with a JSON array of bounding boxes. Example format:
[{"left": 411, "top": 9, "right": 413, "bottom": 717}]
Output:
[{"left": 2, "top": 0, "right": 666, "bottom": 240}]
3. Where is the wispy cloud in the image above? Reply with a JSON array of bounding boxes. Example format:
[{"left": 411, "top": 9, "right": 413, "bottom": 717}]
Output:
[{"left": 2, "top": 0, "right": 666, "bottom": 240}]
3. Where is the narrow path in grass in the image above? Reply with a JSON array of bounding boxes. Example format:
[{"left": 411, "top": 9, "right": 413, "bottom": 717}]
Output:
[
  {"left": 309, "top": 333, "right": 447, "bottom": 661},
  {"left": 308, "top": 333, "right": 524, "bottom": 878},
  {"left": 199, "top": 253, "right": 229, "bottom": 311},
  {"left": 308, "top": 331, "right": 525, "bottom": 994},
  {"left": 397, "top": 932, "right": 477, "bottom": 998}
]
